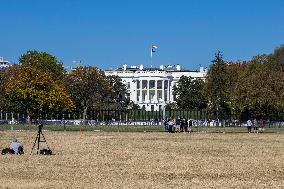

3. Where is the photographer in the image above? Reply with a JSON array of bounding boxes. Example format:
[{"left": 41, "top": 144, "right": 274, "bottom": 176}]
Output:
[{"left": 9, "top": 138, "right": 24, "bottom": 155}]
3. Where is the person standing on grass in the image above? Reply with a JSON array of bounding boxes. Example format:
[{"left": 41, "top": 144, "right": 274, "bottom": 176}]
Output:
[
  {"left": 253, "top": 119, "right": 258, "bottom": 133},
  {"left": 168, "top": 119, "right": 174, "bottom": 133},
  {"left": 247, "top": 119, "right": 252, "bottom": 133},
  {"left": 258, "top": 119, "right": 265, "bottom": 133},
  {"left": 176, "top": 117, "right": 181, "bottom": 133},
  {"left": 187, "top": 118, "right": 193, "bottom": 134},
  {"left": 181, "top": 118, "right": 187, "bottom": 132},
  {"left": 172, "top": 118, "right": 176, "bottom": 133}
]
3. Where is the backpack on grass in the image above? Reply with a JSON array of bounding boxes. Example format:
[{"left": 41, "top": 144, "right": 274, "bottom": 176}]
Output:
[{"left": 40, "top": 148, "right": 53, "bottom": 155}]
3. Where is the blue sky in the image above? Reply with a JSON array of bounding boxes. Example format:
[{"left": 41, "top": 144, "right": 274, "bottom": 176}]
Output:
[{"left": 1, "top": 0, "right": 284, "bottom": 70}]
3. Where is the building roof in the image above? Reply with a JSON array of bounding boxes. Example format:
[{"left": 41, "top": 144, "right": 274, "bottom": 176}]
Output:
[{"left": 105, "top": 64, "right": 204, "bottom": 73}]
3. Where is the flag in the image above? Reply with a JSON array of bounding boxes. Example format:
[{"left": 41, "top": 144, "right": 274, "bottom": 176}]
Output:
[
  {"left": 152, "top": 45, "right": 158, "bottom": 52},
  {"left": 151, "top": 45, "right": 158, "bottom": 57}
]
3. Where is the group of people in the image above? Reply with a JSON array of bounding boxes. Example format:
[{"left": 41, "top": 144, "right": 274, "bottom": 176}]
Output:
[
  {"left": 164, "top": 117, "right": 193, "bottom": 133},
  {"left": 1, "top": 138, "right": 24, "bottom": 155},
  {"left": 246, "top": 119, "right": 265, "bottom": 133}
]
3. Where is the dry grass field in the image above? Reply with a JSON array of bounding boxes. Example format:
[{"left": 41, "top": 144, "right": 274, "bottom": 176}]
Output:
[{"left": 0, "top": 131, "right": 283, "bottom": 189}]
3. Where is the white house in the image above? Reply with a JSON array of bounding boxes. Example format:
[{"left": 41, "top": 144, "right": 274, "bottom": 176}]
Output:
[
  {"left": 0, "top": 57, "right": 10, "bottom": 69},
  {"left": 105, "top": 64, "right": 207, "bottom": 111}
]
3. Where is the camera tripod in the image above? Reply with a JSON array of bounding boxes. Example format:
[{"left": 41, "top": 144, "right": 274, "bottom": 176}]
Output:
[{"left": 30, "top": 124, "right": 51, "bottom": 155}]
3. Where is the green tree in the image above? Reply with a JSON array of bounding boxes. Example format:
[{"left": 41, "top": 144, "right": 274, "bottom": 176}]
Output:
[
  {"left": 203, "top": 52, "right": 230, "bottom": 120},
  {"left": 267, "top": 45, "right": 284, "bottom": 71},
  {"left": 106, "top": 75, "right": 128, "bottom": 109},
  {"left": 173, "top": 76, "right": 207, "bottom": 109},
  {"left": 19, "top": 51, "right": 65, "bottom": 81},
  {"left": 127, "top": 100, "right": 140, "bottom": 110},
  {"left": 165, "top": 102, "right": 177, "bottom": 111}
]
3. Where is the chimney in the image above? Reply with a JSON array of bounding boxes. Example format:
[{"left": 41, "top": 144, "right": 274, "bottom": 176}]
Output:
[
  {"left": 123, "top": 64, "right": 127, "bottom": 71},
  {"left": 176, "top": 64, "right": 181, "bottom": 71},
  {"left": 139, "top": 64, "right": 144, "bottom": 70}
]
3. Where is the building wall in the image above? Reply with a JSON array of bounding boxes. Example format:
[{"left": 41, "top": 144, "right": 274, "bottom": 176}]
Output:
[{"left": 0, "top": 57, "right": 10, "bottom": 69}]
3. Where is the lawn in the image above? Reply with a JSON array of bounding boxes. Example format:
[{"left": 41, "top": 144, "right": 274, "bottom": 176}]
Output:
[{"left": 0, "top": 131, "right": 283, "bottom": 188}]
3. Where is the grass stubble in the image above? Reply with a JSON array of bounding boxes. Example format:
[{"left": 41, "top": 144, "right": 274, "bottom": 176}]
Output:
[{"left": 0, "top": 131, "right": 283, "bottom": 189}]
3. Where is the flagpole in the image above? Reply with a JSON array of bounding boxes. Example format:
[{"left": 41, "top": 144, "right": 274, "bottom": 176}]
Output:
[{"left": 150, "top": 45, "right": 152, "bottom": 66}]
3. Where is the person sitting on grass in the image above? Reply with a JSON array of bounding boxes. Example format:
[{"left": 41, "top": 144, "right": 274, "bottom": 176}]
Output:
[{"left": 9, "top": 138, "right": 24, "bottom": 155}]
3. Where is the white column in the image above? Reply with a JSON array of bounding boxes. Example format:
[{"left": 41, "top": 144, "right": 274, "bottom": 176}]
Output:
[
  {"left": 162, "top": 80, "right": 165, "bottom": 102},
  {"left": 168, "top": 80, "right": 171, "bottom": 102},
  {"left": 132, "top": 80, "right": 137, "bottom": 103},
  {"left": 147, "top": 80, "right": 150, "bottom": 102},
  {"left": 169, "top": 81, "right": 172, "bottom": 102},
  {"left": 139, "top": 79, "right": 142, "bottom": 103},
  {"left": 155, "top": 80, "right": 157, "bottom": 103}
]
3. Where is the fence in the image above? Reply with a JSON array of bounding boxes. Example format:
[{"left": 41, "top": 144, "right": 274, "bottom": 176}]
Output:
[{"left": 0, "top": 109, "right": 283, "bottom": 126}]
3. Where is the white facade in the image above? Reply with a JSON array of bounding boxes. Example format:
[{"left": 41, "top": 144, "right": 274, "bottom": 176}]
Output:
[
  {"left": 105, "top": 64, "right": 207, "bottom": 111},
  {"left": 0, "top": 57, "right": 10, "bottom": 69}
]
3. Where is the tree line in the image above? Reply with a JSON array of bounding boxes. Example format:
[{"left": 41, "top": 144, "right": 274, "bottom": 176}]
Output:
[
  {"left": 0, "top": 46, "right": 283, "bottom": 122},
  {"left": 173, "top": 45, "right": 284, "bottom": 121},
  {"left": 0, "top": 51, "right": 128, "bottom": 121}
]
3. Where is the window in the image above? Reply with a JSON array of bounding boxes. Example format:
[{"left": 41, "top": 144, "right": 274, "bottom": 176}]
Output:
[
  {"left": 157, "top": 80, "right": 162, "bottom": 89},
  {"left": 136, "top": 80, "right": 140, "bottom": 89},
  {"left": 149, "top": 91, "right": 155, "bottom": 101},
  {"left": 164, "top": 80, "right": 168, "bottom": 89},
  {"left": 137, "top": 90, "right": 140, "bottom": 101},
  {"left": 142, "top": 91, "right": 147, "bottom": 101},
  {"left": 142, "top": 80, "right": 147, "bottom": 89},
  {"left": 149, "top": 80, "right": 155, "bottom": 89},
  {"left": 157, "top": 91, "right": 162, "bottom": 100}
]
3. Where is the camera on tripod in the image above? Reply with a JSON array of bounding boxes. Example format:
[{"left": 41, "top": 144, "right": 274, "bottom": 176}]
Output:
[
  {"left": 38, "top": 123, "right": 43, "bottom": 132},
  {"left": 30, "top": 123, "right": 53, "bottom": 155}
]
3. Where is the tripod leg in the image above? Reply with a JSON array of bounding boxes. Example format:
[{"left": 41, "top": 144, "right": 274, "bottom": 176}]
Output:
[
  {"left": 40, "top": 131, "right": 51, "bottom": 150},
  {"left": 30, "top": 133, "right": 39, "bottom": 155},
  {"left": 37, "top": 130, "right": 41, "bottom": 154}
]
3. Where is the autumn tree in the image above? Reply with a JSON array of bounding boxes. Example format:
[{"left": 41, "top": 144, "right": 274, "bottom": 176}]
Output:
[
  {"left": 4, "top": 64, "right": 74, "bottom": 120},
  {"left": 224, "top": 62, "right": 242, "bottom": 118},
  {"left": 234, "top": 59, "right": 284, "bottom": 119},
  {"left": 0, "top": 69, "right": 9, "bottom": 110},
  {"left": 63, "top": 66, "right": 114, "bottom": 120}
]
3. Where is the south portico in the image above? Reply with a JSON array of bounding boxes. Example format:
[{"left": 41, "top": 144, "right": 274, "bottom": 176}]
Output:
[{"left": 134, "top": 76, "right": 172, "bottom": 111}]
